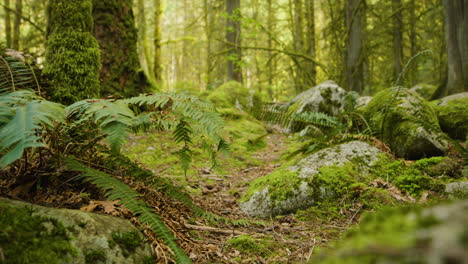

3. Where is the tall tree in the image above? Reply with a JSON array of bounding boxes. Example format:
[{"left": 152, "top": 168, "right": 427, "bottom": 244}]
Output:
[
  {"left": 345, "top": 0, "right": 365, "bottom": 93},
  {"left": 43, "top": 0, "right": 100, "bottom": 104},
  {"left": 442, "top": 0, "right": 468, "bottom": 95},
  {"left": 226, "top": 0, "right": 243, "bottom": 83},
  {"left": 12, "top": 0, "right": 22, "bottom": 50},
  {"left": 293, "top": 0, "right": 305, "bottom": 93},
  {"left": 3, "top": 0, "right": 11, "bottom": 47},
  {"left": 392, "top": 0, "right": 403, "bottom": 80},
  {"left": 305, "top": 0, "right": 316, "bottom": 87},
  {"left": 153, "top": 0, "right": 162, "bottom": 84},
  {"left": 92, "top": 0, "right": 145, "bottom": 97}
]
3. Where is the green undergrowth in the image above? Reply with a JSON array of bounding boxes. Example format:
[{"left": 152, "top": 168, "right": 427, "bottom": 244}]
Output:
[
  {"left": 225, "top": 235, "right": 278, "bottom": 258},
  {"left": 310, "top": 200, "right": 468, "bottom": 264},
  {"left": 0, "top": 202, "right": 76, "bottom": 264},
  {"left": 124, "top": 109, "right": 268, "bottom": 184}
]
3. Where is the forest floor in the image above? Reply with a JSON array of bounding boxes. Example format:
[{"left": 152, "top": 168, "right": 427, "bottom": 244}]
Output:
[{"left": 126, "top": 132, "right": 352, "bottom": 263}]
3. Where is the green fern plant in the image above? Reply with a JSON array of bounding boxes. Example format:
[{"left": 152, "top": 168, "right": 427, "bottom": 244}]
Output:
[
  {"left": 0, "top": 90, "right": 64, "bottom": 168},
  {"left": 66, "top": 158, "right": 192, "bottom": 264},
  {"left": 0, "top": 49, "right": 41, "bottom": 94}
]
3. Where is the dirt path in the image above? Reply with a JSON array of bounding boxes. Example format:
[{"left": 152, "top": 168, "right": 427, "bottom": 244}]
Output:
[{"left": 188, "top": 134, "right": 348, "bottom": 263}]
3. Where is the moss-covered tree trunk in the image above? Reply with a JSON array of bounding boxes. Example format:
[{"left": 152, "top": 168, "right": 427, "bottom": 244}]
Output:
[
  {"left": 43, "top": 0, "right": 101, "bottom": 104},
  {"left": 92, "top": 0, "right": 145, "bottom": 97}
]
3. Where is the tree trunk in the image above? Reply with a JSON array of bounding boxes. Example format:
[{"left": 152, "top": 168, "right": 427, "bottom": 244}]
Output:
[
  {"left": 4, "top": 0, "right": 11, "bottom": 47},
  {"left": 392, "top": 0, "right": 403, "bottom": 81},
  {"left": 305, "top": 0, "right": 316, "bottom": 87},
  {"left": 293, "top": 0, "right": 305, "bottom": 93},
  {"left": 136, "top": 0, "right": 151, "bottom": 78},
  {"left": 225, "top": 0, "right": 243, "bottom": 83},
  {"left": 345, "top": 0, "right": 365, "bottom": 93},
  {"left": 409, "top": 0, "right": 418, "bottom": 86},
  {"left": 153, "top": 0, "right": 162, "bottom": 84},
  {"left": 442, "top": 0, "right": 467, "bottom": 95},
  {"left": 92, "top": 0, "right": 145, "bottom": 97},
  {"left": 12, "top": 0, "right": 22, "bottom": 50},
  {"left": 44, "top": 0, "right": 100, "bottom": 104},
  {"left": 267, "top": 0, "right": 274, "bottom": 89}
]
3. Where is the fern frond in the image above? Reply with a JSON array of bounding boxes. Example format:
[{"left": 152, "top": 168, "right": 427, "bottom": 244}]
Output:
[
  {"left": 66, "top": 159, "right": 192, "bottom": 264},
  {"left": 0, "top": 90, "right": 64, "bottom": 168},
  {"left": 0, "top": 50, "right": 41, "bottom": 94},
  {"left": 66, "top": 100, "right": 135, "bottom": 153}
]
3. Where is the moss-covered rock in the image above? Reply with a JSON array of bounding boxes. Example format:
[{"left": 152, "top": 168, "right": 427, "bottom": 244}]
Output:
[
  {"left": 409, "top": 83, "right": 437, "bottom": 100},
  {"left": 44, "top": 0, "right": 101, "bottom": 104},
  {"left": 362, "top": 88, "right": 452, "bottom": 159},
  {"left": 239, "top": 141, "right": 385, "bottom": 218},
  {"left": 432, "top": 93, "right": 468, "bottom": 140},
  {"left": 225, "top": 235, "right": 277, "bottom": 257},
  {"left": 310, "top": 200, "right": 468, "bottom": 264},
  {"left": 207, "top": 81, "right": 262, "bottom": 112},
  {"left": 0, "top": 198, "right": 152, "bottom": 264}
]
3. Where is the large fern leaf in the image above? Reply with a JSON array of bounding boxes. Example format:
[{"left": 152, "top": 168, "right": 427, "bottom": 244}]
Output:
[
  {"left": 0, "top": 90, "right": 64, "bottom": 168},
  {"left": 66, "top": 158, "right": 192, "bottom": 263},
  {"left": 0, "top": 50, "right": 41, "bottom": 94}
]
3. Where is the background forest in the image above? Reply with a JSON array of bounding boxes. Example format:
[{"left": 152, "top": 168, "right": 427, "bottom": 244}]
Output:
[
  {"left": 0, "top": 0, "right": 458, "bottom": 98},
  {"left": 0, "top": 0, "right": 467, "bottom": 264}
]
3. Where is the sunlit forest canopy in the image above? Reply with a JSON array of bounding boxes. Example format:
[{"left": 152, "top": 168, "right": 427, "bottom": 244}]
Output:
[{"left": 0, "top": 0, "right": 450, "bottom": 100}]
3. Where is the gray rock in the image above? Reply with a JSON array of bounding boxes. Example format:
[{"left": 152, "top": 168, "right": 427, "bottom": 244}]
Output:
[
  {"left": 0, "top": 198, "right": 152, "bottom": 264},
  {"left": 240, "top": 141, "right": 385, "bottom": 218},
  {"left": 445, "top": 181, "right": 468, "bottom": 195},
  {"left": 362, "top": 88, "right": 452, "bottom": 159},
  {"left": 356, "top": 96, "right": 372, "bottom": 108},
  {"left": 288, "top": 80, "right": 346, "bottom": 116},
  {"left": 435, "top": 92, "right": 468, "bottom": 106}
]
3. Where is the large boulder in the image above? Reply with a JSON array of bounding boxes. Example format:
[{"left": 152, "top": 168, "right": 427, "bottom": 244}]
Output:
[
  {"left": 310, "top": 200, "right": 468, "bottom": 264},
  {"left": 432, "top": 93, "right": 468, "bottom": 140},
  {"left": 0, "top": 198, "right": 152, "bottom": 264},
  {"left": 288, "top": 80, "right": 347, "bottom": 116},
  {"left": 362, "top": 88, "right": 452, "bottom": 159},
  {"left": 239, "top": 141, "right": 385, "bottom": 218}
]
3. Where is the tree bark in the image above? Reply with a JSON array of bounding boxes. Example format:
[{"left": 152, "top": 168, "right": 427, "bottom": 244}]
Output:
[
  {"left": 345, "top": 0, "right": 365, "bottom": 93},
  {"left": 442, "top": 0, "right": 467, "bottom": 95},
  {"left": 409, "top": 0, "right": 418, "bottom": 86},
  {"left": 225, "top": 0, "right": 243, "bottom": 83},
  {"left": 12, "top": 0, "right": 21, "bottom": 50},
  {"left": 392, "top": 0, "right": 403, "bottom": 81},
  {"left": 153, "top": 0, "right": 162, "bottom": 84},
  {"left": 3, "top": 0, "right": 11, "bottom": 47},
  {"left": 305, "top": 0, "right": 316, "bottom": 87},
  {"left": 92, "top": 0, "right": 145, "bottom": 97},
  {"left": 293, "top": 0, "right": 305, "bottom": 93}
]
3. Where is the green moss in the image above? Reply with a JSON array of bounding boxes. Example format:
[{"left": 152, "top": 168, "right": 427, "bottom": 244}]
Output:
[
  {"left": 434, "top": 97, "right": 468, "bottom": 140},
  {"left": 410, "top": 83, "right": 437, "bottom": 99},
  {"left": 226, "top": 235, "right": 276, "bottom": 257},
  {"left": 362, "top": 88, "right": 444, "bottom": 159},
  {"left": 85, "top": 249, "right": 106, "bottom": 263},
  {"left": 241, "top": 165, "right": 302, "bottom": 203},
  {"left": 207, "top": 81, "right": 262, "bottom": 111},
  {"left": 44, "top": 0, "right": 101, "bottom": 104},
  {"left": 111, "top": 231, "right": 143, "bottom": 257},
  {"left": 0, "top": 202, "right": 75, "bottom": 264}
]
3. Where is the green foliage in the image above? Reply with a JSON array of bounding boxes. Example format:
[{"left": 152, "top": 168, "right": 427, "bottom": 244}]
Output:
[
  {"left": 0, "top": 90, "right": 65, "bottom": 168},
  {"left": 44, "top": 0, "right": 100, "bottom": 104},
  {"left": 226, "top": 235, "right": 277, "bottom": 257},
  {"left": 0, "top": 50, "right": 41, "bottom": 94},
  {"left": 66, "top": 159, "right": 191, "bottom": 264},
  {"left": 0, "top": 202, "right": 76, "bottom": 264}
]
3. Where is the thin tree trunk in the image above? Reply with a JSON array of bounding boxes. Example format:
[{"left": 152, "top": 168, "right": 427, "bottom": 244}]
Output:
[
  {"left": 267, "top": 0, "right": 274, "bottom": 89},
  {"left": 226, "top": 0, "right": 243, "bottom": 83},
  {"left": 392, "top": 0, "right": 403, "bottom": 80},
  {"left": 345, "top": 0, "right": 364, "bottom": 93},
  {"left": 153, "top": 0, "right": 162, "bottom": 84},
  {"left": 305, "top": 0, "right": 316, "bottom": 87},
  {"left": 293, "top": 0, "right": 304, "bottom": 93},
  {"left": 4, "top": 0, "right": 11, "bottom": 47},
  {"left": 203, "top": 0, "right": 213, "bottom": 89},
  {"left": 137, "top": 0, "right": 151, "bottom": 78},
  {"left": 12, "top": 0, "right": 22, "bottom": 50},
  {"left": 442, "top": 0, "right": 466, "bottom": 95}
]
